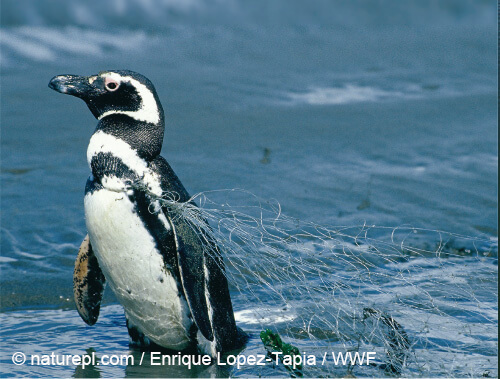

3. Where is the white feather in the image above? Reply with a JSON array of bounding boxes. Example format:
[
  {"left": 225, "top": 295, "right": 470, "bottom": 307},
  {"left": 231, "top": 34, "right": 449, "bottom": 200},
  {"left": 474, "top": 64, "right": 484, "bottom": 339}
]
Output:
[
  {"left": 85, "top": 186, "right": 191, "bottom": 350},
  {"left": 87, "top": 131, "right": 162, "bottom": 195}
]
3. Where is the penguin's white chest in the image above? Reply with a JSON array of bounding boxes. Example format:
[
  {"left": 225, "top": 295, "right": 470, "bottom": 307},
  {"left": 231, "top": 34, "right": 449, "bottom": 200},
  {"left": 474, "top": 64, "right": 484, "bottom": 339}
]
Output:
[{"left": 84, "top": 186, "right": 193, "bottom": 350}]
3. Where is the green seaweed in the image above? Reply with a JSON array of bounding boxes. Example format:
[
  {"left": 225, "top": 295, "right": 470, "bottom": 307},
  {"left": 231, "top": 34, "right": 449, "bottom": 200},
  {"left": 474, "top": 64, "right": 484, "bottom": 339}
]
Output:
[{"left": 260, "top": 329, "right": 303, "bottom": 377}]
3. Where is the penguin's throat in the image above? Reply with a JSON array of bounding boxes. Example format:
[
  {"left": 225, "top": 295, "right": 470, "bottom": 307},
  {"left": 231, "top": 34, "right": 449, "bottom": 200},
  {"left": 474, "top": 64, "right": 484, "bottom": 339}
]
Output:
[{"left": 87, "top": 131, "right": 163, "bottom": 196}]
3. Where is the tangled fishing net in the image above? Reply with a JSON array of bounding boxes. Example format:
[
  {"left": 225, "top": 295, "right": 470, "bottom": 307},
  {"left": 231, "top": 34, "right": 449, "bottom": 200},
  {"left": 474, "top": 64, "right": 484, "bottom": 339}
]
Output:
[{"left": 151, "top": 187, "right": 496, "bottom": 378}]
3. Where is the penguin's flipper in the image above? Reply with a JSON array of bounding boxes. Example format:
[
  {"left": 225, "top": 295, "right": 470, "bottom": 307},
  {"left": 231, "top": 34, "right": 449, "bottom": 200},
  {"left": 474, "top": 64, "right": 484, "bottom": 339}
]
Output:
[
  {"left": 73, "top": 235, "right": 106, "bottom": 325},
  {"left": 204, "top": 242, "right": 241, "bottom": 351},
  {"left": 172, "top": 216, "right": 214, "bottom": 342},
  {"left": 175, "top": 218, "right": 242, "bottom": 351}
]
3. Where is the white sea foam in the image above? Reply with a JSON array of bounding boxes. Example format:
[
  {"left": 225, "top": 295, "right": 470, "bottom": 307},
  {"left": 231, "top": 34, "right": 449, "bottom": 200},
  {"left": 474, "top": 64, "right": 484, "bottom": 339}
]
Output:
[
  {"left": 18, "top": 252, "right": 44, "bottom": 259},
  {"left": 0, "top": 31, "right": 55, "bottom": 61},
  {"left": 0, "top": 256, "right": 18, "bottom": 263},
  {"left": 285, "top": 85, "right": 409, "bottom": 105},
  {"left": 0, "top": 26, "right": 148, "bottom": 66},
  {"left": 234, "top": 308, "right": 297, "bottom": 325},
  {"left": 16, "top": 27, "right": 103, "bottom": 56}
]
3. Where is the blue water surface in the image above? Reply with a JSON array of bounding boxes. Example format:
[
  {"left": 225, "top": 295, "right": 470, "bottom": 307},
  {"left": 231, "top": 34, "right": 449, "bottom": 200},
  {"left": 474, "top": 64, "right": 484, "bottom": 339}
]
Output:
[{"left": 1, "top": 1, "right": 497, "bottom": 377}]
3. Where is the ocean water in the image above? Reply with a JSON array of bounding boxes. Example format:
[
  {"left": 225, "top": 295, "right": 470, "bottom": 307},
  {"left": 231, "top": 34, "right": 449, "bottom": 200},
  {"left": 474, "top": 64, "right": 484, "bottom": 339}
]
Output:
[{"left": 0, "top": 0, "right": 497, "bottom": 377}]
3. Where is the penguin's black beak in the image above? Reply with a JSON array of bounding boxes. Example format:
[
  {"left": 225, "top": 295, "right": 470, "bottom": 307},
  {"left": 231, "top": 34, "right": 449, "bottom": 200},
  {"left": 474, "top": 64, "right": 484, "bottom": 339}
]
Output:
[{"left": 48, "top": 75, "right": 98, "bottom": 98}]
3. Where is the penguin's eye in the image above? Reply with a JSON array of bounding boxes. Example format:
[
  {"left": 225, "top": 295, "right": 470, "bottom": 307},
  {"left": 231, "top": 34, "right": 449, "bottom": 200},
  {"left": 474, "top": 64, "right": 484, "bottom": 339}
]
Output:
[{"left": 105, "top": 78, "right": 119, "bottom": 92}]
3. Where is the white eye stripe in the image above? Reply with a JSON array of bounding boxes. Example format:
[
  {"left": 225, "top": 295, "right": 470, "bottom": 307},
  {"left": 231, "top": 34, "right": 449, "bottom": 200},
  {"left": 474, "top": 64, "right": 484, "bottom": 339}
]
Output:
[{"left": 98, "top": 73, "right": 160, "bottom": 124}]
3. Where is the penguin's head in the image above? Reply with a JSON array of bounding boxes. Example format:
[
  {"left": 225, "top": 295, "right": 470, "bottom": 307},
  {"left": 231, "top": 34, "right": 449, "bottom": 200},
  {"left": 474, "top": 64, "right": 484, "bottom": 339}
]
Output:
[{"left": 48, "top": 70, "right": 163, "bottom": 126}]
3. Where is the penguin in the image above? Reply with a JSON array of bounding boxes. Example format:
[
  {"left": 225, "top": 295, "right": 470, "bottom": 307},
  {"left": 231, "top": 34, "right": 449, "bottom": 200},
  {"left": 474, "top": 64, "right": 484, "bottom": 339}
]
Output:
[{"left": 48, "top": 70, "right": 244, "bottom": 356}]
